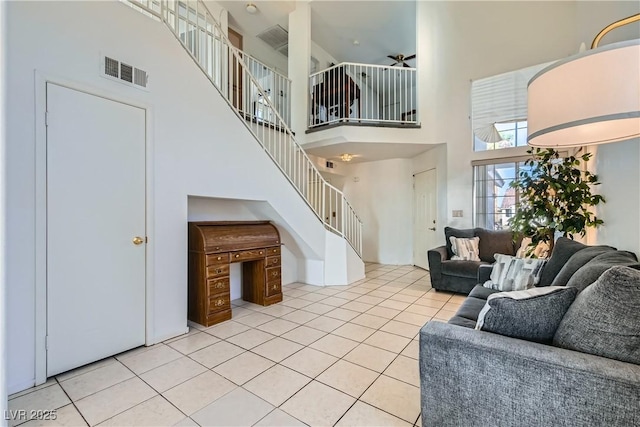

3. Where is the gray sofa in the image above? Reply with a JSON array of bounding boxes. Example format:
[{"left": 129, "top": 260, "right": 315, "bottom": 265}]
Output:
[
  {"left": 420, "top": 237, "right": 640, "bottom": 426},
  {"left": 427, "top": 227, "right": 522, "bottom": 295}
]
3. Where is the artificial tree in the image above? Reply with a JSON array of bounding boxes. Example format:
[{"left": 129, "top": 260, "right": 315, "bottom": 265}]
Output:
[{"left": 508, "top": 147, "right": 605, "bottom": 255}]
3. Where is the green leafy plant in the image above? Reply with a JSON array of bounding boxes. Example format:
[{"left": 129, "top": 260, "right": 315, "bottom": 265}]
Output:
[{"left": 508, "top": 147, "right": 605, "bottom": 255}]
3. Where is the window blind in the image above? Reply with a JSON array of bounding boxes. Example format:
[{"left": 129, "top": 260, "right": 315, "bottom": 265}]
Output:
[{"left": 471, "top": 61, "right": 554, "bottom": 143}]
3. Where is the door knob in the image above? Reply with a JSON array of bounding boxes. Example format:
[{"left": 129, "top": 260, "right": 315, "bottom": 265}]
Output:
[
  {"left": 428, "top": 227, "right": 436, "bottom": 231},
  {"left": 132, "top": 236, "right": 145, "bottom": 245}
]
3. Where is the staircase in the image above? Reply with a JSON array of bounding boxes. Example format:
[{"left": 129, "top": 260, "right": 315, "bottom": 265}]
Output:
[{"left": 126, "top": 0, "right": 363, "bottom": 258}]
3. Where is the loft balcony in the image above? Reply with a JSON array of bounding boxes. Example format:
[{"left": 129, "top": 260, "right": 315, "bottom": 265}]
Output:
[{"left": 307, "top": 62, "right": 419, "bottom": 132}]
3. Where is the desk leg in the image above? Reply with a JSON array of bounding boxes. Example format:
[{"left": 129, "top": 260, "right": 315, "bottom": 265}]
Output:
[{"left": 242, "top": 259, "right": 266, "bottom": 305}]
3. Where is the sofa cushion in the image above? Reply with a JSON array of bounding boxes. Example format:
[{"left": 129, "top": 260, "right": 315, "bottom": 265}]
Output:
[
  {"left": 537, "top": 237, "right": 588, "bottom": 287},
  {"left": 550, "top": 245, "right": 616, "bottom": 287},
  {"left": 553, "top": 266, "right": 640, "bottom": 365},
  {"left": 449, "top": 236, "right": 480, "bottom": 261},
  {"left": 441, "top": 260, "right": 489, "bottom": 279},
  {"left": 475, "top": 228, "right": 518, "bottom": 262},
  {"left": 448, "top": 295, "right": 490, "bottom": 329},
  {"left": 444, "top": 227, "right": 475, "bottom": 258},
  {"left": 468, "top": 285, "right": 499, "bottom": 300},
  {"left": 566, "top": 251, "right": 639, "bottom": 292},
  {"left": 475, "top": 286, "right": 578, "bottom": 343}
]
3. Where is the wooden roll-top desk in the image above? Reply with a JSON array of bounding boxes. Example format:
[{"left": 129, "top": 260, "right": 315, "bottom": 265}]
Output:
[{"left": 188, "top": 221, "right": 283, "bottom": 327}]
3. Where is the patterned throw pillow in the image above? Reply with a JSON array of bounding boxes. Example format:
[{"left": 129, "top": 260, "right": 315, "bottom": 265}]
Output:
[
  {"left": 449, "top": 236, "right": 480, "bottom": 261},
  {"left": 484, "top": 254, "right": 547, "bottom": 291},
  {"left": 476, "top": 286, "right": 578, "bottom": 343}
]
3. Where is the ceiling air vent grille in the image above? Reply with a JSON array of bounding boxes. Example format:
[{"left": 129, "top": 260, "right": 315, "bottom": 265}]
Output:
[
  {"left": 256, "top": 25, "right": 288, "bottom": 50},
  {"left": 101, "top": 56, "right": 149, "bottom": 90}
]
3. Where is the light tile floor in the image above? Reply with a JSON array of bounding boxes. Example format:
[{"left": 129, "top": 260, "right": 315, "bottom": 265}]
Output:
[{"left": 9, "top": 263, "right": 462, "bottom": 427}]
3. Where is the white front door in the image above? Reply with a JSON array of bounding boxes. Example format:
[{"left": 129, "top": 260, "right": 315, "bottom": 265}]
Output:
[
  {"left": 46, "top": 83, "right": 146, "bottom": 376},
  {"left": 413, "top": 169, "right": 438, "bottom": 270}
]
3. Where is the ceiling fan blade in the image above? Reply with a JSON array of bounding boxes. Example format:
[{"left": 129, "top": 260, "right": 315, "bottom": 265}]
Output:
[
  {"left": 405, "top": 54, "right": 416, "bottom": 61},
  {"left": 389, "top": 62, "right": 399, "bottom": 67},
  {"left": 387, "top": 55, "right": 398, "bottom": 60},
  {"left": 403, "top": 62, "right": 410, "bottom": 68}
]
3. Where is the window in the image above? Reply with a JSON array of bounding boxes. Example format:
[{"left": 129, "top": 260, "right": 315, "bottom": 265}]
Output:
[
  {"left": 473, "top": 158, "right": 535, "bottom": 230},
  {"left": 471, "top": 62, "right": 554, "bottom": 151}
]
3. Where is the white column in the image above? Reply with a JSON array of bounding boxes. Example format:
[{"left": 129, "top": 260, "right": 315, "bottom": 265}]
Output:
[{"left": 288, "top": 0, "right": 311, "bottom": 141}]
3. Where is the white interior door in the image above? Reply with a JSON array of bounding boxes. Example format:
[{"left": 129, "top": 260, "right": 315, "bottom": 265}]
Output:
[
  {"left": 46, "top": 83, "right": 146, "bottom": 376},
  {"left": 413, "top": 169, "right": 438, "bottom": 270}
]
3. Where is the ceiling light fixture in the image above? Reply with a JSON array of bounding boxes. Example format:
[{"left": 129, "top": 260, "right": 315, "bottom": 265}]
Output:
[
  {"left": 353, "top": 40, "right": 360, "bottom": 46},
  {"left": 527, "top": 14, "right": 640, "bottom": 148},
  {"left": 340, "top": 153, "right": 354, "bottom": 162},
  {"left": 245, "top": 3, "right": 258, "bottom": 14}
]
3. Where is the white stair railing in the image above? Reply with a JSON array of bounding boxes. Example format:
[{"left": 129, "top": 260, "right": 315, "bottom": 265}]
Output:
[
  {"left": 243, "top": 54, "right": 291, "bottom": 128},
  {"left": 125, "top": 0, "right": 363, "bottom": 256}
]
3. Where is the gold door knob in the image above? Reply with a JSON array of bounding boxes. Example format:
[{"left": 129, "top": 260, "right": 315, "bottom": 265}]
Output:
[{"left": 132, "top": 236, "right": 145, "bottom": 245}]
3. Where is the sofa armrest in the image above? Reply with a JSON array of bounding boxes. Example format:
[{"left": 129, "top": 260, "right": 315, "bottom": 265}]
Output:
[
  {"left": 427, "top": 246, "right": 448, "bottom": 285},
  {"left": 419, "top": 321, "right": 640, "bottom": 427},
  {"left": 477, "top": 264, "right": 493, "bottom": 284}
]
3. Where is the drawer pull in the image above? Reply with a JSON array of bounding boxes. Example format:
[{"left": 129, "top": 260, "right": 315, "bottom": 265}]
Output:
[
  {"left": 214, "top": 282, "right": 225, "bottom": 289},
  {"left": 271, "top": 271, "right": 278, "bottom": 277},
  {"left": 217, "top": 256, "right": 222, "bottom": 261},
  {"left": 273, "top": 249, "right": 277, "bottom": 253},
  {"left": 272, "top": 284, "right": 278, "bottom": 290},
  {"left": 259, "top": 251, "right": 263, "bottom": 255},
  {"left": 214, "top": 299, "right": 225, "bottom": 307},
  {"left": 235, "top": 254, "right": 240, "bottom": 258},
  {"left": 216, "top": 268, "right": 223, "bottom": 274}
]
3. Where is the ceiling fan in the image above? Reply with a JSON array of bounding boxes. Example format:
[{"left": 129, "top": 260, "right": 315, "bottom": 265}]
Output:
[{"left": 387, "top": 53, "right": 416, "bottom": 68}]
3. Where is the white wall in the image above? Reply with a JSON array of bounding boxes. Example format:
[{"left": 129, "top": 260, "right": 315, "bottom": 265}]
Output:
[
  {"left": 342, "top": 159, "right": 413, "bottom": 264},
  {"left": 4, "top": 0, "right": 356, "bottom": 394}
]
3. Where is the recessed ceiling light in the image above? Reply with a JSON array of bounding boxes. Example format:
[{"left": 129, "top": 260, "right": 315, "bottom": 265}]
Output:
[
  {"left": 246, "top": 3, "right": 258, "bottom": 14},
  {"left": 353, "top": 40, "right": 360, "bottom": 46}
]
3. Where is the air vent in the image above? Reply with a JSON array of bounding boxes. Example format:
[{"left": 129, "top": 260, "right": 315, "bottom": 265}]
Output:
[
  {"left": 120, "top": 63, "right": 133, "bottom": 83},
  {"left": 256, "top": 25, "right": 288, "bottom": 50},
  {"left": 326, "top": 161, "right": 334, "bottom": 169},
  {"left": 134, "top": 68, "right": 148, "bottom": 88},
  {"left": 101, "top": 55, "right": 149, "bottom": 90},
  {"left": 105, "top": 57, "right": 119, "bottom": 78}
]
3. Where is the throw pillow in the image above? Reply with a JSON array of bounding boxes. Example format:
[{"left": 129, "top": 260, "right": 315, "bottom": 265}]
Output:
[
  {"left": 515, "top": 237, "right": 550, "bottom": 259},
  {"left": 537, "top": 237, "right": 588, "bottom": 287},
  {"left": 553, "top": 266, "right": 640, "bottom": 365},
  {"left": 476, "top": 286, "right": 578, "bottom": 343},
  {"left": 484, "top": 254, "right": 546, "bottom": 291},
  {"left": 449, "top": 236, "right": 480, "bottom": 261},
  {"left": 444, "top": 227, "right": 475, "bottom": 258},
  {"left": 474, "top": 228, "right": 519, "bottom": 263},
  {"left": 550, "top": 245, "right": 616, "bottom": 287},
  {"left": 566, "top": 251, "right": 639, "bottom": 293}
]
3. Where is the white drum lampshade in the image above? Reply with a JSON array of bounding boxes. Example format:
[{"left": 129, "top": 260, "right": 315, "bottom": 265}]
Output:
[{"left": 527, "top": 39, "right": 640, "bottom": 148}]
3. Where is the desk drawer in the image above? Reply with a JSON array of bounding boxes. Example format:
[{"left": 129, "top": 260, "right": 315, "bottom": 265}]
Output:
[
  {"left": 267, "top": 247, "right": 281, "bottom": 256},
  {"left": 265, "top": 276, "right": 281, "bottom": 297},
  {"left": 266, "top": 267, "right": 281, "bottom": 282},
  {"left": 207, "top": 277, "right": 230, "bottom": 295},
  {"left": 208, "top": 294, "right": 230, "bottom": 314},
  {"left": 231, "top": 249, "right": 266, "bottom": 262},
  {"left": 206, "top": 253, "right": 229, "bottom": 265},
  {"left": 206, "top": 263, "right": 229, "bottom": 278},
  {"left": 266, "top": 256, "right": 281, "bottom": 268}
]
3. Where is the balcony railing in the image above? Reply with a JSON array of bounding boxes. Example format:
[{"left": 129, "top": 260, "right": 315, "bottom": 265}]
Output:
[
  {"left": 124, "top": 0, "right": 363, "bottom": 256},
  {"left": 309, "top": 62, "right": 418, "bottom": 128}
]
